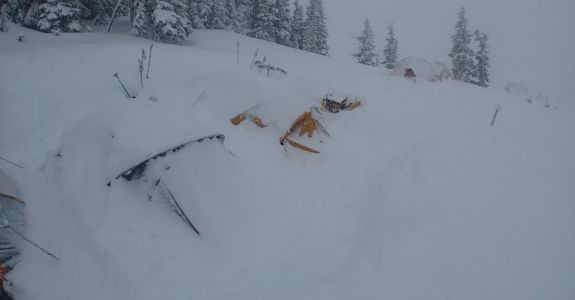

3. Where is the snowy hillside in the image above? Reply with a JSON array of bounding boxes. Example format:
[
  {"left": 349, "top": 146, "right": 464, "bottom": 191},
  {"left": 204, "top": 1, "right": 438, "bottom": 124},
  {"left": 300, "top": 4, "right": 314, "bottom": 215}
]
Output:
[{"left": 1, "top": 25, "right": 574, "bottom": 300}]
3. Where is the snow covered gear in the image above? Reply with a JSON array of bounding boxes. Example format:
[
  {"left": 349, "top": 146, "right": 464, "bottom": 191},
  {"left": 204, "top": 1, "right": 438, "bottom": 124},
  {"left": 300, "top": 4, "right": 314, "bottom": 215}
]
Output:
[
  {"left": 279, "top": 111, "right": 320, "bottom": 154},
  {"left": 321, "top": 97, "right": 360, "bottom": 113},
  {"left": 113, "top": 134, "right": 225, "bottom": 182}
]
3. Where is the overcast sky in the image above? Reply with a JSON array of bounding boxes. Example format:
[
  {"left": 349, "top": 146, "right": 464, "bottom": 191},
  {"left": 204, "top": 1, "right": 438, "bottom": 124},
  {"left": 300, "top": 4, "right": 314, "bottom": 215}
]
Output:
[{"left": 316, "top": 0, "right": 574, "bottom": 100}]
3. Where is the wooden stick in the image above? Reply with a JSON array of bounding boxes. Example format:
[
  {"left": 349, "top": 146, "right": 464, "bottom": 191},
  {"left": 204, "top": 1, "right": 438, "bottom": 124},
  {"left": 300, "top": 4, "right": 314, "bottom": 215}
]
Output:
[
  {"left": 0, "top": 191, "right": 24, "bottom": 205},
  {"left": 490, "top": 105, "right": 501, "bottom": 126}
]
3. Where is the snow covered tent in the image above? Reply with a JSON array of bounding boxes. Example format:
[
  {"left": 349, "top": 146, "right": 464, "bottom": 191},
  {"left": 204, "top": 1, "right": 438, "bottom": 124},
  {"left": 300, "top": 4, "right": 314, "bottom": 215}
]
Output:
[
  {"left": 504, "top": 82, "right": 529, "bottom": 96},
  {"left": 0, "top": 168, "right": 25, "bottom": 277},
  {"left": 432, "top": 61, "right": 452, "bottom": 81},
  {"left": 393, "top": 57, "right": 451, "bottom": 82}
]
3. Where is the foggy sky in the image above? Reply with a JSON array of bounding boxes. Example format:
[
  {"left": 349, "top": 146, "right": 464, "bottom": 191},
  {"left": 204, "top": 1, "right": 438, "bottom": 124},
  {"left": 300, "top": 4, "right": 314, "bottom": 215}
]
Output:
[{"left": 319, "top": 0, "right": 574, "bottom": 99}]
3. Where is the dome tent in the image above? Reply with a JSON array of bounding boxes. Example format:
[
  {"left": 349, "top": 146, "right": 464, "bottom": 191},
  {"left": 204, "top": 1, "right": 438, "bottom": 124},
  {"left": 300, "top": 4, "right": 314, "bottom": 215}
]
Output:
[{"left": 393, "top": 57, "right": 451, "bottom": 82}]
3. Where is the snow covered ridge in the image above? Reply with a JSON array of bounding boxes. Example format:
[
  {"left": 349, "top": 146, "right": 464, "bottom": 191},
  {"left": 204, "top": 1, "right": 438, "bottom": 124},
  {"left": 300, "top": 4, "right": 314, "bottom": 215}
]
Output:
[{"left": 1, "top": 27, "right": 575, "bottom": 300}]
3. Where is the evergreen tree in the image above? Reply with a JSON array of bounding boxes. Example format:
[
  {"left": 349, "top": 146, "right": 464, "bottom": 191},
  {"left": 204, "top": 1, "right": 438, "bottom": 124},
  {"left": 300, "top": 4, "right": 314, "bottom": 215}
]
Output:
[
  {"left": 225, "top": 0, "right": 240, "bottom": 32},
  {"left": 314, "top": 0, "right": 328, "bottom": 55},
  {"left": 473, "top": 30, "right": 490, "bottom": 87},
  {"left": 35, "top": 0, "right": 83, "bottom": 33},
  {"left": 188, "top": 0, "right": 209, "bottom": 28},
  {"left": 83, "top": 0, "right": 116, "bottom": 26},
  {"left": 0, "top": 4, "right": 9, "bottom": 32},
  {"left": 449, "top": 7, "right": 475, "bottom": 83},
  {"left": 289, "top": 0, "right": 304, "bottom": 49},
  {"left": 206, "top": 0, "right": 228, "bottom": 30},
  {"left": 382, "top": 23, "right": 398, "bottom": 69},
  {"left": 353, "top": 18, "right": 378, "bottom": 66},
  {"left": 5, "top": 0, "right": 38, "bottom": 26},
  {"left": 152, "top": 0, "right": 192, "bottom": 43},
  {"left": 247, "top": 0, "right": 274, "bottom": 42},
  {"left": 302, "top": 0, "right": 328, "bottom": 56},
  {"left": 273, "top": 0, "right": 291, "bottom": 46},
  {"left": 130, "top": 0, "right": 153, "bottom": 37},
  {"left": 232, "top": 0, "right": 251, "bottom": 34},
  {"left": 187, "top": 0, "right": 204, "bottom": 29}
]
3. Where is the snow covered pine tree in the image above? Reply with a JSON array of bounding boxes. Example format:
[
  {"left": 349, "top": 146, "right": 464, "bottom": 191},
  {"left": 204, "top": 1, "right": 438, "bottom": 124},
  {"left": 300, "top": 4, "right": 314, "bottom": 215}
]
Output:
[
  {"left": 247, "top": 0, "right": 275, "bottom": 42},
  {"left": 449, "top": 7, "right": 475, "bottom": 83},
  {"left": 35, "top": 0, "right": 83, "bottom": 33},
  {"left": 206, "top": 0, "right": 229, "bottom": 30},
  {"left": 131, "top": 0, "right": 191, "bottom": 43},
  {"left": 382, "top": 23, "right": 398, "bottom": 69},
  {"left": 0, "top": 4, "right": 8, "bottom": 32},
  {"left": 302, "top": 0, "right": 328, "bottom": 56},
  {"left": 353, "top": 18, "right": 378, "bottom": 66},
  {"left": 273, "top": 0, "right": 291, "bottom": 47},
  {"left": 472, "top": 30, "right": 490, "bottom": 87},
  {"left": 289, "top": 0, "right": 305, "bottom": 50}
]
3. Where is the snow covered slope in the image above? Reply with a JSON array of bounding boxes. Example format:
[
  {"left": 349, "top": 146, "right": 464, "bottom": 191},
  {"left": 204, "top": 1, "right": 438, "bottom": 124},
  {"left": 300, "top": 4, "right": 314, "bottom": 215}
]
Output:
[{"left": 1, "top": 26, "right": 574, "bottom": 300}]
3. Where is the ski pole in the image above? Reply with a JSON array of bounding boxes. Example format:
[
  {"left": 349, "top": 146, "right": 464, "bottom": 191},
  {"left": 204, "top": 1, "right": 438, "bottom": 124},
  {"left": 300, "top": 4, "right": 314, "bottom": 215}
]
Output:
[{"left": 113, "top": 73, "right": 135, "bottom": 99}]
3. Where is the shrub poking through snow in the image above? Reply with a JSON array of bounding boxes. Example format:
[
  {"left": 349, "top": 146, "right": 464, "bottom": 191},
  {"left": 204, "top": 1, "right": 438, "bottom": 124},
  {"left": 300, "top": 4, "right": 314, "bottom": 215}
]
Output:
[
  {"left": 146, "top": 44, "right": 154, "bottom": 79},
  {"left": 138, "top": 49, "right": 146, "bottom": 89},
  {"left": 35, "top": 0, "right": 83, "bottom": 33},
  {"left": 253, "top": 56, "right": 287, "bottom": 77}
]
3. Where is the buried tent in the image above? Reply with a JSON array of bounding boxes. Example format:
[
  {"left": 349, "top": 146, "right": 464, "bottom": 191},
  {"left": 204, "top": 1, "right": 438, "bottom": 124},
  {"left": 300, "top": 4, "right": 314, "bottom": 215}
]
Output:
[
  {"left": 393, "top": 57, "right": 451, "bottom": 82},
  {"left": 0, "top": 168, "right": 25, "bottom": 298}
]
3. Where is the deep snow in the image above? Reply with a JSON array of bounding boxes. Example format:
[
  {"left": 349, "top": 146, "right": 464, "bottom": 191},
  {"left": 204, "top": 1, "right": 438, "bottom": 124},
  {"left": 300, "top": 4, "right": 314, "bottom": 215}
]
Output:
[{"left": 0, "top": 24, "right": 574, "bottom": 300}]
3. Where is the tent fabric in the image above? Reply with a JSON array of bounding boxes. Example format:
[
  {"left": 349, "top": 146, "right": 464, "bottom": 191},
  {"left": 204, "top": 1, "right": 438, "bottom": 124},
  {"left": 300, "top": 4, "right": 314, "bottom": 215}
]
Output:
[
  {"left": 0, "top": 169, "right": 25, "bottom": 268},
  {"left": 393, "top": 57, "right": 451, "bottom": 82}
]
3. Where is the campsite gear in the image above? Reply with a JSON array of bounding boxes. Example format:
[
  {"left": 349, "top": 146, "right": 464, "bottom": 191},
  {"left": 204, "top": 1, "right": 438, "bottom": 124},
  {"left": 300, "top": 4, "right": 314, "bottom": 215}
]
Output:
[
  {"left": 1, "top": 224, "right": 59, "bottom": 262},
  {"left": 0, "top": 168, "right": 26, "bottom": 288},
  {"left": 0, "top": 157, "right": 22, "bottom": 169},
  {"left": 321, "top": 97, "right": 361, "bottom": 113},
  {"left": 0, "top": 170, "right": 25, "bottom": 259},
  {"left": 230, "top": 112, "right": 267, "bottom": 128},
  {"left": 404, "top": 68, "right": 415, "bottom": 78},
  {"left": 163, "top": 182, "right": 200, "bottom": 235},
  {"left": 279, "top": 111, "right": 320, "bottom": 154},
  {"left": 0, "top": 193, "right": 22, "bottom": 206},
  {"left": 112, "top": 134, "right": 225, "bottom": 182},
  {"left": 113, "top": 73, "right": 136, "bottom": 99},
  {"left": 404, "top": 68, "right": 416, "bottom": 83},
  {"left": 111, "top": 135, "right": 228, "bottom": 236},
  {"left": 395, "top": 57, "right": 452, "bottom": 82}
]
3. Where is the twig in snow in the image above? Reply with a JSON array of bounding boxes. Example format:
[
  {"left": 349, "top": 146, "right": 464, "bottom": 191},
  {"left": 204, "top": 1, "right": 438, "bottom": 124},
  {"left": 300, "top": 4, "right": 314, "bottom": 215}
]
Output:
[
  {"left": 192, "top": 88, "right": 207, "bottom": 106},
  {"left": 113, "top": 72, "right": 135, "bottom": 99},
  {"left": 107, "top": 0, "right": 124, "bottom": 32},
  {"left": 236, "top": 41, "right": 240, "bottom": 65},
  {"left": 490, "top": 104, "right": 501, "bottom": 126},
  {"left": 0, "top": 156, "right": 23, "bottom": 169},
  {"left": 138, "top": 49, "right": 146, "bottom": 89},
  {"left": 146, "top": 44, "right": 153, "bottom": 79},
  {"left": 250, "top": 48, "right": 259, "bottom": 69}
]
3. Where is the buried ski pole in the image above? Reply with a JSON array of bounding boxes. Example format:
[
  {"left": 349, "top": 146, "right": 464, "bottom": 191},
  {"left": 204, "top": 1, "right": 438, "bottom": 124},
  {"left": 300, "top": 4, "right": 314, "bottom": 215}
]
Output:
[
  {"left": 113, "top": 72, "right": 136, "bottom": 99},
  {"left": 490, "top": 104, "right": 502, "bottom": 126},
  {"left": 0, "top": 220, "right": 59, "bottom": 262},
  {"left": 165, "top": 187, "right": 200, "bottom": 236},
  {"left": 0, "top": 156, "right": 23, "bottom": 169},
  {"left": 4, "top": 225, "right": 59, "bottom": 261}
]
